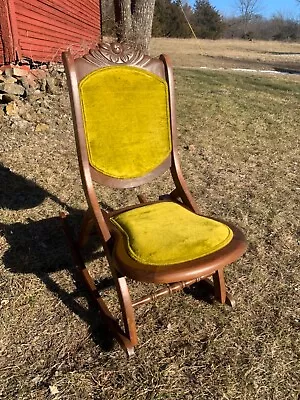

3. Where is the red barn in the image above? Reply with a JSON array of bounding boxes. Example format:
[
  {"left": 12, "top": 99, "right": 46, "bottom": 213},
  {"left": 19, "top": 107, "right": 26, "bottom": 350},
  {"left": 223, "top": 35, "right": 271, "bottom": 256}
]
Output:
[{"left": 0, "top": 0, "right": 101, "bottom": 64}]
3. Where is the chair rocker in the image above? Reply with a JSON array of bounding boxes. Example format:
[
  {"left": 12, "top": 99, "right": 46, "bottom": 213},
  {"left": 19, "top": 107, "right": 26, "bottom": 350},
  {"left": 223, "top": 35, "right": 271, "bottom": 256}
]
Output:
[{"left": 61, "top": 41, "right": 247, "bottom": 356}]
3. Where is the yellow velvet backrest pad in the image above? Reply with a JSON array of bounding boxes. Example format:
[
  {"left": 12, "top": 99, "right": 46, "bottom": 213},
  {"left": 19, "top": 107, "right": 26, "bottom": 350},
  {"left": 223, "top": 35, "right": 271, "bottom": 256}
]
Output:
[{"left": 79, "top": 66, "right": 172, "bottom": 179}]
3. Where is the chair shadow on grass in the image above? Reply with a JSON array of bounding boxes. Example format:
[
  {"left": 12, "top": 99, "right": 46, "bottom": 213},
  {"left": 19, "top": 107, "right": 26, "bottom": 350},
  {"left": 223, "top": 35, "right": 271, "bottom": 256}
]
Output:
[
  {"left": 0, "top": 162, "right": 115, "bottom": 351},
  {"left": 0, "top": 163, "right": 218, "bottom": 351}
]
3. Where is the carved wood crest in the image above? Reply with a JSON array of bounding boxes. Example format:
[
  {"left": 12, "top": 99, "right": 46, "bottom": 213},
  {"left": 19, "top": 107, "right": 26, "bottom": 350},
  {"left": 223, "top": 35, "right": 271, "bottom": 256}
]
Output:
[{"left": 83, "top": 42, "right": 152, "bottom": 68}]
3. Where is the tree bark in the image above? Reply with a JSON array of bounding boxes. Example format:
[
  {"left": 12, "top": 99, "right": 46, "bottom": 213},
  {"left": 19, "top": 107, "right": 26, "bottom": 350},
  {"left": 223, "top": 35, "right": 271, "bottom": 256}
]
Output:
[{"left": 114, "top": 0, "right": 156, "bottom": 53}]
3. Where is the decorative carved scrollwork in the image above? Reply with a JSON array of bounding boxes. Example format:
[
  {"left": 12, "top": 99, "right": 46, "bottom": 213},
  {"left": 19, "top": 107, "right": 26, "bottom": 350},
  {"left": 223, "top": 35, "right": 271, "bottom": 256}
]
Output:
[{"left": 83, "top": 42, "right": 152, "bottom": 68}]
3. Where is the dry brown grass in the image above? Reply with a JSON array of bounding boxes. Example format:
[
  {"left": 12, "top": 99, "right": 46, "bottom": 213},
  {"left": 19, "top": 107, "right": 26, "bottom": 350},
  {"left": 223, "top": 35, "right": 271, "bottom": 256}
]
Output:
[
  {"left": 0, "top": 40, "right": 300, "bottom": 399},
  {"left": 150, "top": 38, "right": 300, "bottom": 73}
]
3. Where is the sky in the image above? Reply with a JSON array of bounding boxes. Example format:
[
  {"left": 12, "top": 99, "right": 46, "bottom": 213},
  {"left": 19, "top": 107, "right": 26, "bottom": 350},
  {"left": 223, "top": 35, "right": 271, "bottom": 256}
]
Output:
[{"left": 188, "top": 0, "right": 300, "bottom": 19}]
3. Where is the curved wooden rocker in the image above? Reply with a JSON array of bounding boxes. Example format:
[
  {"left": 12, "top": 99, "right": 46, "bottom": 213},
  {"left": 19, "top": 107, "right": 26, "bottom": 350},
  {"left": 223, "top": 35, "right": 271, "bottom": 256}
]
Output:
[{"left": 61, "top": 41, "right": 247, "bottom": 356}]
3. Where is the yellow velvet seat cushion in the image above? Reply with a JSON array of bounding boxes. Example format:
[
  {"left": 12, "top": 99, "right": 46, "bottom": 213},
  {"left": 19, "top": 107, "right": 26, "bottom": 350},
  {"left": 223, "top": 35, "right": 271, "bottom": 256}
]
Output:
[
  {"left": 79, "top": 66, "right": 172, "bottom": 179},
  {"left": 111, "top": 202, "right": 233, "bottom": 266}
]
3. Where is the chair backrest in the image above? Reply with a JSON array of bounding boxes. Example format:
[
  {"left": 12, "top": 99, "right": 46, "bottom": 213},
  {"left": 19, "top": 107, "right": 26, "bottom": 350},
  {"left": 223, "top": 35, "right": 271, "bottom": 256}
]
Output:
[{"left": 62, "top": 42, "right": 178, "bottom": 189}]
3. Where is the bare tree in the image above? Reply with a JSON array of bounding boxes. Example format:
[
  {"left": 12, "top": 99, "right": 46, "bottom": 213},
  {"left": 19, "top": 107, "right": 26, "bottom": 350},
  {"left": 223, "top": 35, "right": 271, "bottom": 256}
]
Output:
[
  {"left": 114, "top": 0, "right": 156, "bottom": 53},
  {"left": 236, "top": 0, "right": 261, "bottom": 18},
  {"left": 235, "top": 0, "right": 262, "bottom": 36}
]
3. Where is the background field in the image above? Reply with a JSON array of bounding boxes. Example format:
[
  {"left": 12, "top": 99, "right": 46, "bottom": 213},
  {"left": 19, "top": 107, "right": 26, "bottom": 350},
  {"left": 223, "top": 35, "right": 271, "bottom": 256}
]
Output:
[
  {"left": 151, "top": 38, "right": 300, "bottom": 73},
  {"left": 0, "top": 39, "right": 299, "bottom": 399}
]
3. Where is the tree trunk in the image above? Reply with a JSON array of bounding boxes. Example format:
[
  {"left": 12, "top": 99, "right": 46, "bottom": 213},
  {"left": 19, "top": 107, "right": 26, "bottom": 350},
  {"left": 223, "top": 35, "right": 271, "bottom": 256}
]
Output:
[{"left": 114, "top": 0, "right": 156, "bottom": 53}]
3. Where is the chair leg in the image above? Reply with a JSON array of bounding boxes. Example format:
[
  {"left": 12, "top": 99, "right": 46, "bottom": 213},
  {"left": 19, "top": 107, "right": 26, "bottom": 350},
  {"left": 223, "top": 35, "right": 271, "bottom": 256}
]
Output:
[
  {"left": 114, "top": 275, "right": 138, "bottom": 346},
  {"left": 60, "top": 212, "right": 136, "bottom": 356},
  {"left": 78, "top": 208, "right": 95, "bottom": 247},
  {"left": 212, "top": 269, "right": 235, "bottom": 307}
]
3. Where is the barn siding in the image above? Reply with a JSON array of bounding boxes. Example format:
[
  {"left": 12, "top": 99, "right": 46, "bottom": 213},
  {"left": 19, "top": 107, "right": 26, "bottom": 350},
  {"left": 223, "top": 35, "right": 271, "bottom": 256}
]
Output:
[
  {"left": 0, "top": 24, "right": 4, "bottom": 64},
  {"left": 0, "top": 0, "right": 101, "bottom": 64}
]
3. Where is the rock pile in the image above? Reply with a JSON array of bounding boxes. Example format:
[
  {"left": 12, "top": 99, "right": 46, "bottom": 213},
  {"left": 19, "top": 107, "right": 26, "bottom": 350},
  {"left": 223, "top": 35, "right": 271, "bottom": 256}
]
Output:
[
  {"left": 0, "top": 63, "right": 66, "bottom": 117},
  {"left": 0, "top": 63, "right": 71, "bottom": 138}
]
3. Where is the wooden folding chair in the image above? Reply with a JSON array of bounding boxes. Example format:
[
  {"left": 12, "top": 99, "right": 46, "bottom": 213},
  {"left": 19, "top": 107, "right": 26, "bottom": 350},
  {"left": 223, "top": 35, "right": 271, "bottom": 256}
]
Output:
[{"left": 61, "top": 41, "right": 247, "bottom": 356}]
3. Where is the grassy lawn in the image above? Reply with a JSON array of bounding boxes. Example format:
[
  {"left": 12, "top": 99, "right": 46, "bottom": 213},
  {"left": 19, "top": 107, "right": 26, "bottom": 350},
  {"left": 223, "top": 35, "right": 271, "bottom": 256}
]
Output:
[{"left": 0, "top": 59, "right": 299, "bottom": 398}]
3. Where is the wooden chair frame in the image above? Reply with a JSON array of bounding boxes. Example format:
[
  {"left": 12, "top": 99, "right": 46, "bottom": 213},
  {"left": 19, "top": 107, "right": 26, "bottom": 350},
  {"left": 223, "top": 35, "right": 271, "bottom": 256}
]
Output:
[{"left": 61, "top": 42, "right": 247, "bottom": 356}]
